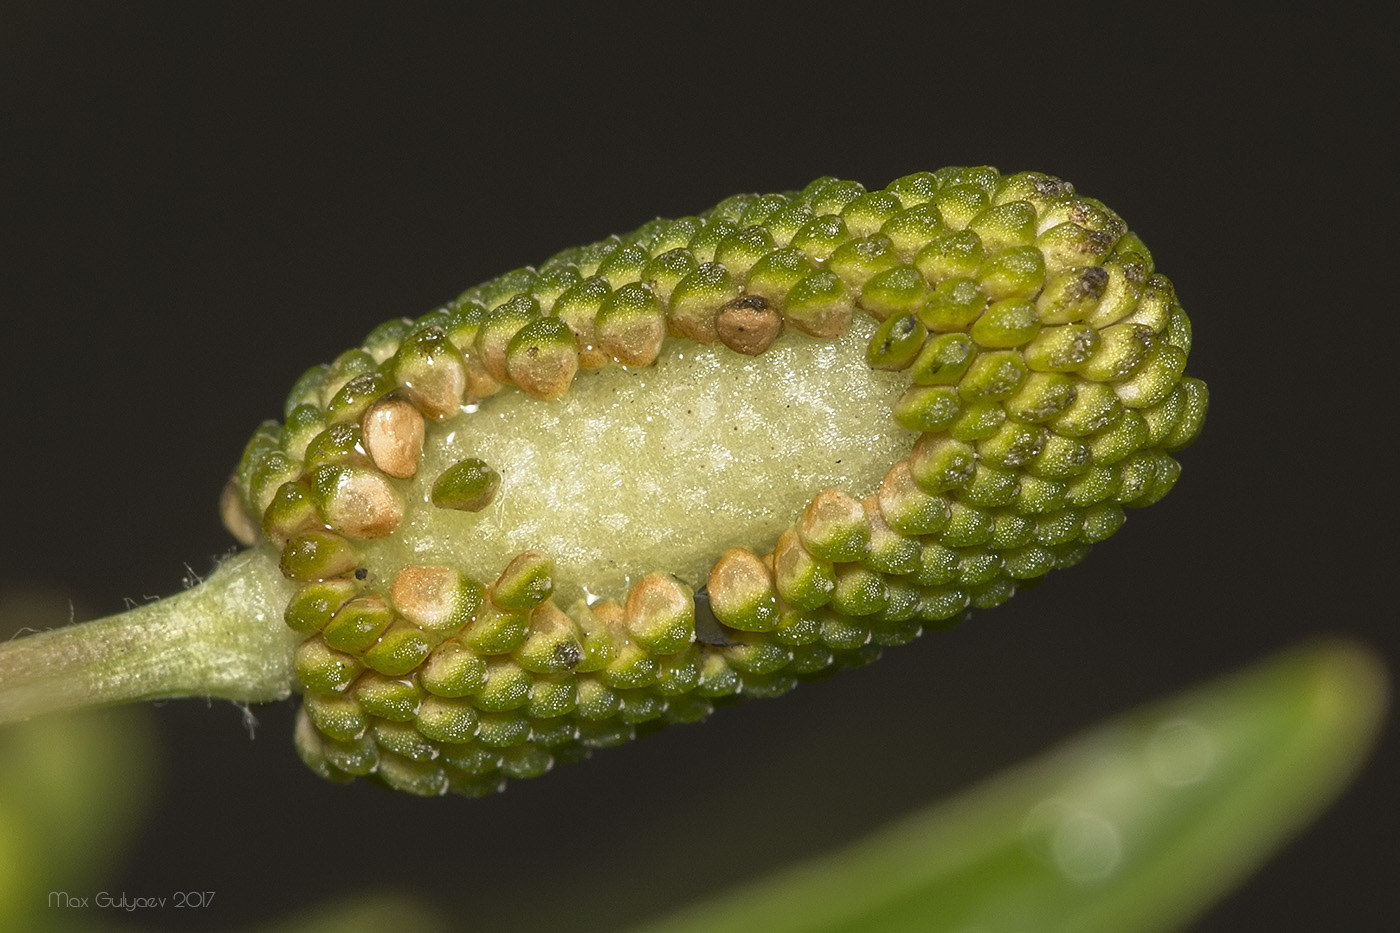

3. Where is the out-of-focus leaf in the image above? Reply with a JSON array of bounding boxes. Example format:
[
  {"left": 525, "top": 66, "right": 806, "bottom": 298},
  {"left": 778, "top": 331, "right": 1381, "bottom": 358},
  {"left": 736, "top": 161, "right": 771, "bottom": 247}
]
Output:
[{"left": 636, "top": 639, "right": 1386, "bottom": 933}]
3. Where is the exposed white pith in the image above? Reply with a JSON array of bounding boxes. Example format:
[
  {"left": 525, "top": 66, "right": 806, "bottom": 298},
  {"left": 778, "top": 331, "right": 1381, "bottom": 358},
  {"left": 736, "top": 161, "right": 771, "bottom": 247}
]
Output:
[{"left": 362, "top": 316, "right": 916, "bottom": 605}]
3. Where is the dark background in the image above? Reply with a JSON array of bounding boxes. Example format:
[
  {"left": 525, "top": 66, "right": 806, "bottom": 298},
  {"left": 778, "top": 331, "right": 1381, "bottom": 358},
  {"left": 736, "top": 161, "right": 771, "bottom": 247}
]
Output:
[{"left": 1, "top": 4, "right": 1393, "bottom": 931}]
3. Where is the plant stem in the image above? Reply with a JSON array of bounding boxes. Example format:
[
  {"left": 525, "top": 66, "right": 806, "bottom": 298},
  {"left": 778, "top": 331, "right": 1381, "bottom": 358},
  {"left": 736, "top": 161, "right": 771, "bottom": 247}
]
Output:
[{"left": 0, "top": 548, "right": 301, "bottom": 725}]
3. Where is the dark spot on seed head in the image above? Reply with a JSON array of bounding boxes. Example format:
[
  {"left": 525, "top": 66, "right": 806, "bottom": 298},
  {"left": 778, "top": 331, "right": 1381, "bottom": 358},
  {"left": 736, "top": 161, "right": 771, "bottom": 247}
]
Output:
[
  {"left": 553, "top": 642, "right": 582, "bottom": 669},
  {"left": 354, "top": 567, "right": 369, "bottom": 580}
]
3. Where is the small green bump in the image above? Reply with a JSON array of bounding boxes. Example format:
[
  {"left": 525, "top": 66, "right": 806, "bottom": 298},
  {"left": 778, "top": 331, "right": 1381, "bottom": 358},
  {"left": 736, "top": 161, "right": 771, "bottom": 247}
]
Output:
[
  {"left": 830, "top": 564, "right": 890, "bottom": 617},
  {"left": 262, "top": 480, "right": 317, "bottom": 545},
  {"left": 713, "top": 226, "right": 776, "bottom": 280},
  {"left": 653, "top": 649, "right": 702, "bottom": 696},
  {"left": 361, "top": 620, "right": 434, "bottom": 677},
  {"left": 934, "top": 165, "right": 1000, "bottom": 194},
  {"left": 892, "top": 384, "right": 962, "bottom": 433},
  {"left": 878, "top": 578, "right": 923, "bottom": 624},
  {"left": 550, "top": 275, "right": 611, "bottom": 368},
  {"left": 415, "top": 695, "right": 480, "bottom": 744},
  {"left": 1164, "top": 306, "right": 1193, "bottom": 355},
  {"left": 693, "top": 653, "right": 740, "bottom": 698},
  {"left": 280, "top": 531, "right": 360, "bottom": 582},
  {"left": 1089, "top": 409, "right": 1150, "bottom": 465},
  {"left": 772, "top": 529, "right": 836, "bottom": 610},
  {"left": 570, "top": 602, "right": 621, "bottom": 672},
  {"left": 764, "top": 203, "right": 816, "bottom": 248},
  {"left": 318, "top": 349, "right": 378, "bottom": 409},
  {"left": 249, "top": 450, "right": 303, "bottom": 516},
  {"left": 514, "top": 603, "right": 584, "bottom": 674},
  {"left": 687, "top": 217, "right": 739, "bottom": 264},
  {"left": 284, "top": 367, "right": 329, "bottom": 417},
  {"left": 431, "top": 458, "right": 500, "bottom": 512},
  {"left": 737, "top": 192, "right": 792, "bottom": 228},
  {"left": 577, "top": 719, "right": 635, "bottom": 748},
  {"left": 598, "top": 281, "right": 667, "bottom": 366},
  {"left": 971, "top": 298, "right": 1043, "bottom": 349},
  {"left": 1051, "top": 381, "right": 1124, "bottom": 436},
  {"left": 976, "top": 418, "right": 1045, "bottom": 470},
  {"left": 1015, "top": 475, "right": 1069, "bottom": 514},
  {"left": 860, "top": 265, "right": 930, "bottom": 321},
  {"left": 934, "top": 183, "right": 991, "bottom": 230},
  {"left": 958, "top": 349, "right": 1028, "bottom": 401},
  {"left": 444, "top": 299, "right": 486, "bottom": 353},
  {"left": 909, "top": 332, "right": 976, "bottom": 385},
  {"left": 302, "top": 422, "right": 362, "bottom": 469},
  {"left": 914, "top": 542, "right": 959, "bottom": 586},
  {"left": 479, "top": 268, "right": 544, "bottom": 310},
  {"left": 419, "top": 639, "right": 487, "bottom": 697},
  {"left": 771, "top": 607, "right": 822, "bottom": 646},
  {"left": 879, "top": 203, "right": 944, "bottom": 261},
  {"left": 877, "top": 461, "right": 952, "bottom": 536},
  {"left": 391, "top": 326, "right": 469, "bottom": 419},
  {"left": 1037, "top": 222, "right": 1117, "bottom": 274},
  {"left": 968, "top": 201, "right": 1037, "bottom": 253},
  {"left": 641, "top": 248, "right": 698, "bottom": 305},
  {"left": 1005, "top": 372, "right": 1078, "bottom": 423},
  {"left": 816, "top": 612, "right": 870, "bottom": 651},
  {"left": 1037, "top": 265, "right": 1111, "bottom": 324},
  {"left": 744, "top": 247, "right": 811, "bottom": 304},
  {"left": 462, "top": 601, "right": 530, "bottom": 655},
  {"left": 866, "top": 312, "right": 928, "bottom": 370},
  {"left": 969, "top": 577, "right": 1017, "bottom": 609},
  {"left": 962, "top": 463, "right": 1021, "bottom": 508},
  {"left": 914, "top": 229, "right": 986, "bottom": 284},
  {"left": 938, "top": 501, "right": 995, "bottom": 547},
  {"left": 789, "top": 214, "right": 851, "bottom": 263},
  {"left": 570, "top": 236, "right": 624, "bottom": 278},
  {"left": 806, "top": 178, "right": 867, "bottom": 215},
  {"left": 600, "top": 638, "right": 659, "bottom": 690},
  {"left": 475, "top": 658, "right": 532, "bottom": 712},
  {"left": 737, "top": 672, "right": 798, "bottom": 699},
  {"left": 594, "top": 242, "right": 651, "bottom": 289},
  {"left": 441, "top": 742, "right": 501, "bottom": 775},
  {"left": 372, "top": 721, "right": 439, "bottom": 765},
  {"left": 955, "top": 549, "right": 1002, "bottom": 587},
  {"left": 306, "top": 463, "right": 404, "bottom": 539},
  {"left": 1163, "top": 377, "right": 1208, "bottom": 449},
  {"left": 708, "top": 548, "right": 779, "bottom": 633},
  {"left": 1003, "top": 545, "right": 1056, "bottom": 580},
  {"left": 864, "top": 503, "right": 921, "bottom": 575},
  {"left": 840, "top": 190, "right": 904, "bottom": 238},
  {"left": 476, "top": 294, "right": 541, "bottom": 384},
  {"left": 506, "top": 316, "right": 579, "bottom": 401},
  {"left": 281, "top": 404, "right": 328, "bottom": 460},
  {"left": 782, "top": 269, "right": 851, "bottom": 338},
  {"left": 948, "top": 399, "right": 1007, "bottom": 441},
  {"left": 617, "top": 690, "right": 668, "bottom": 724},
  {"left": 798, "top": 489, "right": 872, "bottom": 563},
  {"left": 491, "top": 551, "right": 554, "bottom": 611},
  {"left": 883, "top": 171, "right": 940, "bottom": 207},
  {"left": 326, "top": 371, "right": 394, "bottom": 423},
  {"left": 723, "top": 637, "right": 793, "bottom": 675},
  {"left": 500, "top": 744, "right": 554, "bottom": 780},
  {"left": 976, "top": 246, "right": 1047, "bottom": 301},
  {"left": 918, "top": 277, "right": 987, "bottom": 332},
  {"left": 916, "top": 585, "right": 970, "bottom": 622},
  {"left": 304, "top": 693, "right": 367, "bottom": 743},
  {"left": 1122, "top": 274, "right": 1175, "bottom": 333},
  {"left": 992, "top": 171, "right": 1074, "bottom": 212},
  {"left": 1086, "top": 261, "right": 1147, "bottom": 328},
  {"left": 625, "top": 573, "right": 697, "bottom": 651},
  {"left": 989, "top": 511, "right": 1036, "bottom": 550},
  {"left": 1065, "top": 465, "right": 1121, "bottom": 507},
  {"left": 909, "top": 434, "right": 976, "bottom": 492},
  {"left": 826, "top": 235, "right": 900, "bottom": 289},
  {"left": 669, "top": 262, "right": 740, "bottom": 343},
  {"left": 1114, "top": 342, "right": 1188, "bottom": 409},
  {"left": 1025, "top": 323, "right": 1101, "bottom": 372},
  {"left": 353, "top": 672, "right": 424, "bottom": 721},
  {"left": 322, "top": 733, "right": 380, "bottom": 776},
  {"left": 529, "top": 718, "right": 579, "bottom": 747},
  {"left": 576, "top": 677, "right": 622, "bottom": 720},
  {"left": 1034, "top": 508, "right": 1085, "bottom": 546},
  {"left": 708, "top": 193, "right": 758, "bottom": 223},
  {"left": 1080, "top": 322, "right": 1155, "bottom": 382},
  {"left": 322, "top": 594, "right": 396, "bottom": 654},
  {"left": 294, "top": 637, "right": 362, "bottom": 693},
  {"left": 1027, "top": 432, "right": 1093, "bottom": 479},
  {"left": 285, "top": 577, "right": 359, "bottom": 634},
  {"left": 535, "top": 266, "right": 583, "bottom": 310}
]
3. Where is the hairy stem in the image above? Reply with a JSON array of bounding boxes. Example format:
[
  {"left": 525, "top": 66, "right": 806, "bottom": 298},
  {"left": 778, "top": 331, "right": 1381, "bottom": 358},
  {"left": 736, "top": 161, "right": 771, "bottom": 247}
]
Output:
[{"left": 0, "top": 548, "right": 300, "bottom": 725}]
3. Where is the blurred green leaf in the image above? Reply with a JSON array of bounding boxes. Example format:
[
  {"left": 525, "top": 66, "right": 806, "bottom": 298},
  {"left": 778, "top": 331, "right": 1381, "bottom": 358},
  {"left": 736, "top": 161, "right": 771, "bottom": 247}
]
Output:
[{"left": 635, "top": 639, "right": 1386, "bottom": 933}]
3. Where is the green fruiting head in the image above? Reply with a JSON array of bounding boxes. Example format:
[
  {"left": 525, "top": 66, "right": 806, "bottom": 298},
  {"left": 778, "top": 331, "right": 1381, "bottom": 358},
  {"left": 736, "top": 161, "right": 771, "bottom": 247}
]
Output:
[{"left": 215, "top": 167, "right": 1207, "bottom": 797}]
